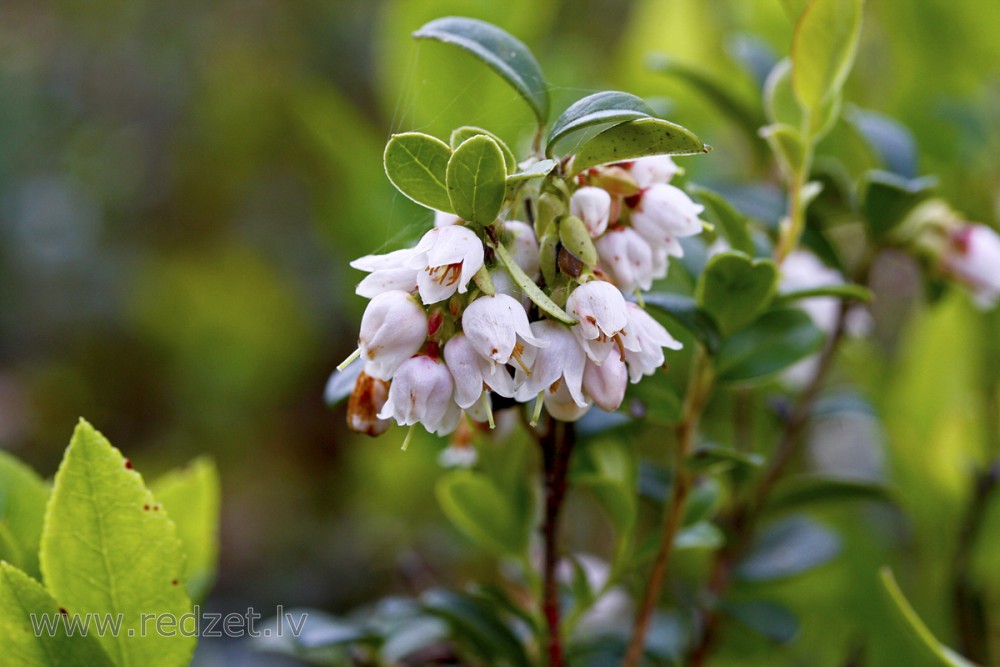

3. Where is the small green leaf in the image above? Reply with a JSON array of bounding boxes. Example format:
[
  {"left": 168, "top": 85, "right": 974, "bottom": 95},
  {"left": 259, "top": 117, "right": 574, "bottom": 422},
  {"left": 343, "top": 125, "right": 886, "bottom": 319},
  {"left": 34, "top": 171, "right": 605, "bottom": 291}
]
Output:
[
  {"left": 422, "top": 588, "right": 532, "bottom": 667},
  {"left": 414, "top": 17, "right": 549, "bottom": 124},
  {"left": 559, "top": 215, "right": 598, "bottom": 266},
  {"left": 569, "top": 118, "right": 710, "bottom": 175},
  {"left": 675, "top": 521, "right": 724, "bottom": 551},
  {"left": 40, "top": 419, "right": 195, "bottom": 667},
  {"left": 847, "top": 108, "right": 918, "bottom": 178},
  {"left": 686, "top": 443, "right": 764, "bottom": 473},
  {"left": 715, "top": 308, "right": 825, "bottom": 384},
  {"left": 446, "top": 135, "right": 508, "bottom": 225},
  {"left": 0, "top": 562, "right": 115, "bottom": 667},
  {"left": 0, "top": 451, "right": 49, "bottom": 578},
  {"left": 760, "top": 123, "right": 806, "bottom": 180},
  {"left": 507, "top": 159, "right": 557, "bottom": 184},
  {"left": 572, "top": 440, "right": 637, "bottom": 534},
  {"left": 689, "top": 185, "right": 755, "bottom": 255},
  {"left": 862, "top": 170, "right": 938, "bottom": 241},
  {"left": 879, "top": 568, "right": 977, "bottom": 667},
  {"left": 384, "top": 132, "right": 454, "bottom": 212},
  {"left": 765, "top": 475, "right": 895, "bottom": 513},
  {"left": 450, "top": 126, "right": 517, "bottom": 174},
  {"left": 696, "top": 251, "right": 779, "bottom": 336},
  {"left": 324, "top": 362, "right": 362, "bottom": 407},
  {"left": 492, "top": 241, "right": 576, "bottom": 324},
  {"left": 723, "top": 600, "right": 799, "bottom": 644},
  {"left": 736, "top": 515, "right": 841, "bottom": 582},
  {"left": 642, "top": 293, "right": 722, "bottom": 353},
  {"left": 764, "top": 59, "right": 803, "bottom": 129},
  {"left": 546, "top": 91, "right": 655, "bottom": 157},
  {"left": 436, "top": 471, "right": 530, "bottom": 557},
  {"left": 791, "top": 0, "right": 864, "bottom": 112},
  {"left": 683, "top": 477, "right": 722, "bottom": 525},
  {"left": 775, "top": 282, "right": 873, "bottom": 304},
  {"left": 152, "top": 458, "right": 221, "bottom": 602}
]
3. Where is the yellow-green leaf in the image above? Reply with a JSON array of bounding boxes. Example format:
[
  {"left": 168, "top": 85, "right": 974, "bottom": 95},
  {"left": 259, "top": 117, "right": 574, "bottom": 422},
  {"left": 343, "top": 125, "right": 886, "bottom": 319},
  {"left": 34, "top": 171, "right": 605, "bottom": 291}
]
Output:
[
  {"left": 792, "top": 0, "right": 864, "bottom": 112},
  {"left": 0, "top": 451, "right": 49, "bottom": 579}
]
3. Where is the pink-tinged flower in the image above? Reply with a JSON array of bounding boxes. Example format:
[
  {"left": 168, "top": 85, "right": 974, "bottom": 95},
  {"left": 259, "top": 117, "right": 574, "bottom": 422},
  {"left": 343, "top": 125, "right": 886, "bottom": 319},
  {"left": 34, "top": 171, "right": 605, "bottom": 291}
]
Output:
[
  {"left": 378, "top": 355, "right": 461, "bottom": 435},
  {"left": 513, "top": 320, "right": 588, "bottom": 408},
  {"left": 622, "top": 303, "right": 682, "bottom": 382},
  {"left": 630, "top": 183, "right": 705, "bottom": 251},
  {"left": 504, "top": 220, "right": 541, "bottom": 279},
  {"left": 943, "top": 224, "right": 1000, "bottom": 308},
  {"left": 406, "top": 226, "right": 485, "bottom": 304},
  {"left": 583, "top": 353, "right": 628, "bottom": 411},
  {"left": 595, "top": 227, "right": 664, "bottom": 293},
  {"left": 462, "top": 294, "right": 547, "bottom": 371},
  {"left": 350, "top": 248, "right": 418, "bottom": 298},
  {"left": 628, "top": 155, "right": 679, "bottom": 189},
  {"left": 570, "top": 186, "right": 613, "bottom": 237},
  {"left": 443, "top": 333, "right": 515, "bottom": 410},
  {"left": 358, "top": 290, "right": 428, "bottom": 380},
  {"left": 566, "top": 281, "right": 639, "bottom": 363}
]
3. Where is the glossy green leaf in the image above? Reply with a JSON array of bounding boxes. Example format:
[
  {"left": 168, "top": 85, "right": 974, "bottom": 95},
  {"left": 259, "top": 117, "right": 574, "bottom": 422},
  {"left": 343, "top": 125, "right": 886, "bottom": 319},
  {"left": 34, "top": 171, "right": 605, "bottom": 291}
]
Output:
[
  {"left": 715, "top": 308, "right": 825, "bottom": 384},
  {"left": 572, "top": 440, "right": 636, "bottom": 534},
  {"left": 775, "top": 282, "right": 873, "bottom": 304},
  {"left": 324, "top": 362, "right": 362, "bottom": 407},
  {"left": 422, "top": 588, "right": 532, "bottom": 667},
  {"left": 559, "top": 215, "right": 598, "bottom": 266},
  {"left": 436, "top": 471, "right": 530, "bottom": 557},
  {"left": 879, "top": 568, "right": 976, "bottom": 666},
  {"left": 383, "top": 132, "right": 454, "bottom": 212},
  {"left": 507, "top": 159, "right": 557, "bottom": 184},
  {"left": 40, "top": 420, "right": 195, "bottom": 667},
  {"left": 0, "top": 562, "right": 115, "bottom": 667},
  {"left": 492, "top": 241, "right": 576, "bottom": 324},
  {"left": 765, "top": 475, "right": 895, "bottom": 513},
  {"left": 791, "top": 0, "right": 864, "bottom": 112},
  {"left": 414, "top": 17, "right": 549, "bottom": 124},
  {"left": 723, "top": 600, "right": 799, "bottom": 644},
  {"left": 0, "top": 451, "right": 49, "bottom": 579},
  {"left": 764, "top": 59, "right": 803, "bottom": 129},
  {"left": 569, "top": 118, "right": 710, "bottom": 175},
  {"left": 686, "top": 443, "right": 764, "bottom": 473},
  {"left": 696, "top": 251, "right": 779, "bottom": 336},
  {"left": 642, "top": 293, "right": 722, "bottom": 353},
  {"left": 546, "top": 91, "right": 655, "bottom": 157},
  {"left": 450, "top": 126, "right": 517, "bottom": 174},
  {"left": 760, "top": 123, "right": 806, "bottom": 180},
  {"left": 446, "top": 135, "right": 508, "bottom": 225},
  {"left": 689, "top": 185, "right": 755, "bottom": 255},
  {"left": 151, "top": 458, "right": 221, "bottom": 602},
  {"left": 736, "top": 515, "right": 841, "bottom": 582},
  {"left": 674, "top": 521, "right": 724, "bottom": 551},
  {"left": 862, "top": 170, "right": 938, "bottom": 241}
]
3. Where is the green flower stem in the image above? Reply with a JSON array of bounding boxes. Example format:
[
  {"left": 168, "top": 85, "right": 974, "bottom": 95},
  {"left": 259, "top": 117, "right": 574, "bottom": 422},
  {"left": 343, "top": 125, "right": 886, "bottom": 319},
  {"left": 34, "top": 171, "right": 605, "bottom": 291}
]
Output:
[
  {"left": 622, "top": 347, "right": 714, "bottom": 667},
  {"left": 774, "top": 114, "right": 815, "bottom": 264}
]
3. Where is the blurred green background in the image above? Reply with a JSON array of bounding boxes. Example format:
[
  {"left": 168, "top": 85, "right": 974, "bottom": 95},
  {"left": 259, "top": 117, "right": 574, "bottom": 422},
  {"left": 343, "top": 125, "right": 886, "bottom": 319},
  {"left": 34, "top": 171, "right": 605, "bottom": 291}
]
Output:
[{"left": 1, "top": 0, "right": 999, "bottom": 664}]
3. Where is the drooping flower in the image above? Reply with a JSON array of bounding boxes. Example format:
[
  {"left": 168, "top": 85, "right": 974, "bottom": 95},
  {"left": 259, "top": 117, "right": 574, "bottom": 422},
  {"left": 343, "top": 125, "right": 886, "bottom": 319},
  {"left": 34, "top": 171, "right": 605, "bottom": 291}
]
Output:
[
  {"left": 595, "top": 227, "right": 663, "bottom": 294},
  {"left": 544, "top": 381, "right": 592, "bottom": 422},
  {"left": 461, "top": 294, "right": 547, "bottom": 371},
  {"left": 629, "top": 183, "right": 705, "bottom": 253},
  {"left": 377, "top": 355, "right": 461, "bottom": 435},
  {"left": 570, "top": 186, "right": 613, "bottom": 238},
  {"left": 513, "top": 320, "right": 588, "bottom": 410},
  {"left": 406, "top": 226, "right": 485, "bottom": 304},
  {"left": 443, "top": 333, "right": 515, "bottom": 410},
  {"left": 583, "top": 353, "right": 628, "bottom": 412},
  {"left": 346, "top": 371, "right": 391, "bottom": 437},
  {"left": 942, "top": 224, "right": 1000, "bottom": 308},
  {"left": 504, "top": 220, "right": 541, "bottom": 279},
  {"left": 622, "top": 302, "right": 682, "bottom": 383},
  {"left": 358, "top": 290, "right": 428, "bottom": 380},
  {"left": 350, "top": 248, "right": 418, "bottom": 298},
  {"left": 627, "top": 155, "right": 679, "bottom": 189},
  {"left": 566, "top": 281, "right": 639, "bottom": 363}
]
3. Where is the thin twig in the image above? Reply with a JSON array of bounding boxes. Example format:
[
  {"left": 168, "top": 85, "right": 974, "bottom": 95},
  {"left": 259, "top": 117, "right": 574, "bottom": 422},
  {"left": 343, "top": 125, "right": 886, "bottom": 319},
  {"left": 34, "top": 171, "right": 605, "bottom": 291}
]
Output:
[{"left": 540, "top": 419, "right": 575, "bottom": 667}]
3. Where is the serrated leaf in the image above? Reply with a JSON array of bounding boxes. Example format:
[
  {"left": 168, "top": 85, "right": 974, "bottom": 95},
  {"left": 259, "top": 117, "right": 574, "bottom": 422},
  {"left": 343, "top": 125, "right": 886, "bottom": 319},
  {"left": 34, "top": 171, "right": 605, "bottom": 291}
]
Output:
[
  {"left": 775, "top": 282, "right": 873, "bottom": 304},
  {"left": 40, "top": 420, "right": 195, "bottom": 667},
  {"left": 765, "top": 475, "right": 895, "bottom": 513},
  {"left": 324, "top": 362, "right": 362, "bottom": 407},
  {"left": 422, "top": 589, "right": 532, "bottom": 667},
  {"left": 569, "top": 118, "right": 710, "bottom": 175},
  {"left": 0, "top": 562, "right": 115, "bottom": 667},
  {"left": 642, "top": 293, "right": 722, "bottom": 353},
  {"left": 862, "top": 170, "right": 938, "bottom": 241},
  {"left": 507, "top": 159, "right": 557, "bottom": 184},
  {"left": 492, "top": 241, "right": 576, "bottom": 324},
  {"left": 450, "top": 126, "right": 517, "bottom": 174},
  {"left": 446, "top": 135, "right": 508, "bottom": 225},
  {"left": 436, "top": 471, "right": 530, "bottom": 557},
  {"left": 723, "top": 600, "right": 799, "bottom": 644},
  {"left": 696, "top": 252, "right": 779, "bottom": 336},
  {"left": 384, "top": 132, "right": 454, "bottom": 212},
  {"left": 546, "top": 91, "right": 655, "bottom": 157},
  {"left": 689, "top": 185, "right": 755, "bottom": 255},
  {"left": 791, "top": 0, "right": 864, "bottom": 112},
  {"left": 414, "top": 17, "right": 549, "bottom": 124},
  {"left": 0, "top": 451, "right": 49, "bottom": 578},
  {"left": 715, "top": 308, "right": 825, "bottom": 384},
  {"left": 152, "top": 458, "right": 220, "bottom": 602},
  {"left": 736, "top": 515, "right": 841, "bottom": 582}
]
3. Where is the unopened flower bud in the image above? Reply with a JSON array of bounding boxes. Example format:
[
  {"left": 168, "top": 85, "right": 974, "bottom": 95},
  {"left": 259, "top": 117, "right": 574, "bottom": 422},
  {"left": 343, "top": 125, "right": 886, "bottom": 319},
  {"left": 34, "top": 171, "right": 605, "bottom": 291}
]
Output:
[
  {"left": 595, "top": 227, "right": 662, "bottom": 293},
  {"left": 358, "top": 290, "right": 427, "bottom": 380},
  {"left": 570, "top": 186, "right": 612, "bottom": 237},
  {"left": 583, "top": 353, "right": 628, "bottom": 412},
  {"left": 630, "top": 183, "right": 705, "bottom": 250}
]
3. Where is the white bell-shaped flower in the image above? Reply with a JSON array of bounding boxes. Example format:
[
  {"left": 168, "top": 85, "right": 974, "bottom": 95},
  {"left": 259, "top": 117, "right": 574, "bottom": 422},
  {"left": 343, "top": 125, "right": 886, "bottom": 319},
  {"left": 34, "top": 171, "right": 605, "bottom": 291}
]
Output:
[
  {"left": 566, "top": 281, "right": 639, "bottom": 363},
  {"left": 377, "top": 355, "right": 461, "bottom": 435},
  {"left": 434, "top": 210, "right": 463, "bottom": 227},
  {"left": 405, "top": 226, "right": 485, "bottom": 304},
  {"left": 943, "top": 224, "right": 1000, "bottom": 308},
  {"left": 630, "top": 183, "right": 705, "bottom": 250},
  {"left": 358, "top": 290, "right": 428, "bottom": 380},
  {"left": 351, "top": 248, "right": 418, "bottom": 298},
  {"left": 443, "top": 333, "right": 515, "bottom": 410},
  {"left": 462, "top": 294, "right": 547, "bottom": 371},
  {"left": 513, "top": 320, "right": 588, "bottom": 407},
  {"left": 504, "top": 220, "right": 541, "bottom": 279},
  {"left": 544, "top": 381, "right": 592, "bottom": 422},
  {"left": 622, "top": 303, "right": 682, "bottom": 383},
  {"left": 583, "top": 352, "right": 628, "bottom": 412},
  {"left": 628, "top": 155, "right": 679, "bottom": 189},
  {"left": 595, "top": 227, "right": 663, "bottom": 294},
  {"left": 570, "top": 186, "right": 613, "bottom": 238}
]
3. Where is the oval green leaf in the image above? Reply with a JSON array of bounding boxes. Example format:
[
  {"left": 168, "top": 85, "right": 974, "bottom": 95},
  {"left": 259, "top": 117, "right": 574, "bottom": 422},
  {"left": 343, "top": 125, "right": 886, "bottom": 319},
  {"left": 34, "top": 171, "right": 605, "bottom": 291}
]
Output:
[
  {"left": 696, "top": 251, "right": 779, "bottom": 336},
  {"left": 507, "top": 158, "right": 557, "bottom": 185},
  {"left": 546, "top": 91, "right": 655, "bottom": 157},
  {"left": 384, "top": 132, "right": 454, "bottom": 212},
  {"left": 862, "top": 170, "right": 938, "bottom": 241},
  {"left": 765, "top": 475, "right": 895, "bottom": 514},
  {"left": 791, "top": 0, "right": 864, "bottom": 112},
  {"left": 569, "top": 118, "right": 710, "bottom": 175},
  {"left": 715, "top": 308, "right": 825, "bottom": 384},
  {"left": 446, "top": 135, "right": 508, "bottom": 225},
  {"left": 414, "top": 17, "right": 549, "bottom": 123},
  {"left": 451, "top": 126, "right": 517, "bottom": 174},
  {"left": 723, "top": 600, "right": 799, "bottom": 644},
  {"left": 436, "top": 471, "right": 530, "bottom": 557},
  {"left": 689, "top": 185, "right": 755, "bottom": 255},
  {"left": 642, "top": 292, "right": 722, "bottom": 353},
  {"left": 735, "top": 515, "right": 841, "bottom": 582},
  {"left": 775, "top": 282, "right": 873, "bottom": 304}
]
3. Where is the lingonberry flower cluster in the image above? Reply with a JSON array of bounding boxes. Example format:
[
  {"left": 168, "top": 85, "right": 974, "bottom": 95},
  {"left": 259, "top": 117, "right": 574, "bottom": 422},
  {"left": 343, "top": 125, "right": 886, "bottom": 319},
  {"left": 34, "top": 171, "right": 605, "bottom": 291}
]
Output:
[{"left": 339, "top": 155, "right": 705, "bottom": 443}]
